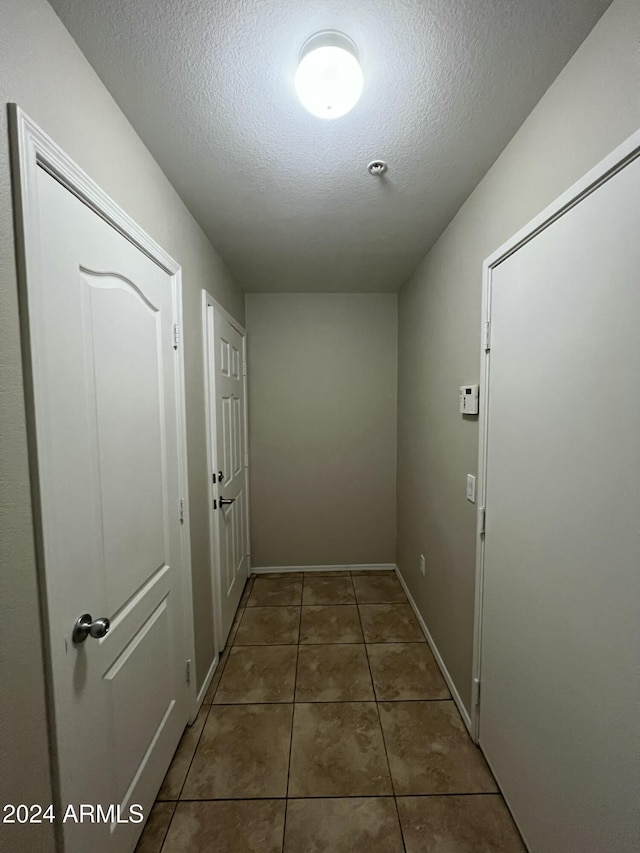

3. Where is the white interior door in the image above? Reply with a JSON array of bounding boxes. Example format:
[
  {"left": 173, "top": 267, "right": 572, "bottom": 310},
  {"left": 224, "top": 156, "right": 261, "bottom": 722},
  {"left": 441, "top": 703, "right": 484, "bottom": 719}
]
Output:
[
  {"left": 29, "top": 166, "right": 189, "bottom": 852},
  {"left": 207, "top": 304, "right": 249, "bottom": 648},
  {"left": 479, "top": 150, "right": 640, "bottom": 852}
]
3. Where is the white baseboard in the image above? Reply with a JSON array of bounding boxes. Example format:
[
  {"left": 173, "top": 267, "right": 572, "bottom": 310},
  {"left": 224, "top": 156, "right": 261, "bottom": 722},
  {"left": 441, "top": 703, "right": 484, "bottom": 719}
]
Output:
[
  {"left": 395, "top": 566, "right": 472, "bottom": 734},
  {"left": 349, "top": 564, "right": 396, "bottom": 573},
  {"left": 251, "top": 563, "right": 396, "bottom": 574},
  {"left": 194, "top": 653, "right": 219, "bottom": 719}
]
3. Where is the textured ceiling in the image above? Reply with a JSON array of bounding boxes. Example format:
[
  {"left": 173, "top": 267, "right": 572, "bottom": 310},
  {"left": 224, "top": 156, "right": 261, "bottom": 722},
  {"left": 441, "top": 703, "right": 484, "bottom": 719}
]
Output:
[{"left": 48, "top": 0, "right": 611, "bottom": 293}]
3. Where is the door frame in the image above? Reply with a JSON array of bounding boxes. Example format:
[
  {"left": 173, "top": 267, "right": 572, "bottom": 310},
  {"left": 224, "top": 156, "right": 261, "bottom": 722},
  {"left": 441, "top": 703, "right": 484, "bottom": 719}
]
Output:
[
  {"left": 9, "top": 105, "right": 198, "bottom": 821},
  {"left": 471, "top": 127, "right": 640, "bottom": 743},
  {"left": 202, "top": 290, "right": 251, "bottom": 653}
]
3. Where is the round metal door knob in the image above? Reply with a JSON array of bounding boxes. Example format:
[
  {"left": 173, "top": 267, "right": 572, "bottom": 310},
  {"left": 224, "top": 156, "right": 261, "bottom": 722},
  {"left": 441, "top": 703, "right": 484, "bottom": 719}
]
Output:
[{"left": 72, "top": 613, "right": 111, "bottom": 644}]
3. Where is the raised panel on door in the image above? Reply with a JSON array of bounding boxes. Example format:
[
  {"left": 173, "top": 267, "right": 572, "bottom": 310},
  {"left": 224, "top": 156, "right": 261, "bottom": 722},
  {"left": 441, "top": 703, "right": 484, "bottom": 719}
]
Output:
[
  {"left": 232, "top": 395, "right": 242, "bottom": 479},
  {"left": 480, "top": 153, "right": 640, "bottom": 852},
  {"left": 105, "top": 600, "right": 173, "bottom": 802},
  {"left": 80, "top": 269, "right": 170, "bottom": 615},
  {"left": 33, "top": 167, "right": 188, "bottom": 853}
]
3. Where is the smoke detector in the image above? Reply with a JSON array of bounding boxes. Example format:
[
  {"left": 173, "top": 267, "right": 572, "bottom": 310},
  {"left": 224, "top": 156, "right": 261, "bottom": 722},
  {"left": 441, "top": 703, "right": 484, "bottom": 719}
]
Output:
[{"left": 367, "top": 160, "right": 388, "bottom": 176}]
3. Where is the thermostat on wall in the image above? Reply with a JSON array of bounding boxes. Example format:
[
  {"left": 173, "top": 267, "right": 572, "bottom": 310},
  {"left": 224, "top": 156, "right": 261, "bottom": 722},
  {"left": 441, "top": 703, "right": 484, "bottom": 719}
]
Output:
[{"left": 459, "top": 384, "right": 479, "bottom": 415}]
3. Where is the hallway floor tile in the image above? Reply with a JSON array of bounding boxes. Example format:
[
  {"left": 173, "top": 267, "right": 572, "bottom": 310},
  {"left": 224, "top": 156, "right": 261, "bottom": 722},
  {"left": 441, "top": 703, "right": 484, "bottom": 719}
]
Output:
[
  {"left": 137, "top": 570, "right": 524, "bottom": 852},
  {"left": 295, "top": 643, "right": 374, "bottom": 701},
  {"left": 234, "top": 605, "right": 300, "bottom": 645},
  {"left": 358, "top": 602, "right": 425, "bottom": 643},
  {"left": 352, "top": 573, "right": 407, "bottom": 603},
  {"left": 289, "top": 702, "right": 392, "bottom": 797},
  {"left": 284, "top": 797, "right": 404, "bottom": 852},
  {"left": 299, "top": 604, "right": 363, "bottom": 643},
  {"left": 397, "top": 795, "right": 526, "bottom": 852},
  {"left": 302, "top": 575, "right": 356, "bottom": 605},
  {"left": 162, "top": 800, "right": 285, "bottom": 853},
  {"left": 182, "top": 704, "right": 293, "bottom": 799},
  {"left": 378, "top": 701, "right": 498, "bottom": 795},
  {"left": 366, "top": 642, "right": 450, "bottom": 701},
  {"left": 213, "top": 645, "right": 298, "bottom": 704},
  {"left": 247, "top": 576, "right": 303, "bottom": 607}
]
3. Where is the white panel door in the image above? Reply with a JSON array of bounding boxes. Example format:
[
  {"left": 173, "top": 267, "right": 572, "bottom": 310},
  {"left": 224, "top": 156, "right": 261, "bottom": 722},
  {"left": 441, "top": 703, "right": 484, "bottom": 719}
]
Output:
[
  {"left": 32, "top": 168, "right": 188, "bottom": 852},
  {"left": 208, "top": 306, "right": 248, "bottom": 647},
  {"left": 480, "top": 153, "right": 640, "bottom": 851}
]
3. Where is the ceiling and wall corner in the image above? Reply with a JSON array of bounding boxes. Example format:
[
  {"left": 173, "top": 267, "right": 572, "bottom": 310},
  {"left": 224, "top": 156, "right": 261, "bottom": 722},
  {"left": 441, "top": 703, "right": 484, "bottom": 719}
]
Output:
[{"left": 47, "top": 0, "right": 612, "bottom": 293}]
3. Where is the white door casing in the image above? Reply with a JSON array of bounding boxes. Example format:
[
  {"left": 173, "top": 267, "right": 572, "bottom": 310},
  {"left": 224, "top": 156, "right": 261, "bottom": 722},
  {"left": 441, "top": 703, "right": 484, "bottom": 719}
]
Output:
[
  {"left": 203, "top": 295, "right": 249, "bottom": 651},
  {"left": 473, "top": 131, "right": 640, "bottom": 852},
  {"left": 11, "top": 107, "right": 194, "bottom": 852}
]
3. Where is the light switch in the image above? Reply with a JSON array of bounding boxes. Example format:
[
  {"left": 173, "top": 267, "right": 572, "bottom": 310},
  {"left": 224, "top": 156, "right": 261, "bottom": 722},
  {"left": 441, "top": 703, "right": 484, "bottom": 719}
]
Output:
[{"left": 466, "top": 474, "right": 476, "bottom": 503}]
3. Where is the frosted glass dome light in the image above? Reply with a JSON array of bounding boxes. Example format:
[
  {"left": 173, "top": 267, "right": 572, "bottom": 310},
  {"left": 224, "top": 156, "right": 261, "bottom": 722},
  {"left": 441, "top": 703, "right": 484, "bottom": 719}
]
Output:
[{"left": 295, "top": 31, "right": 363, "bottom": 120}]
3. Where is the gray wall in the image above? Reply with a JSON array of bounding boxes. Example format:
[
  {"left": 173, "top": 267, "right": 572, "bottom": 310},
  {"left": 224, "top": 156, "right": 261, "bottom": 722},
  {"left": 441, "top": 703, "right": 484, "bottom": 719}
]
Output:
[
  {"left": 0, "top": 3, "right": 243, "bottom": 849},
  {"left": 396, "top": 0, "right": 640, "bottom": 712},
  {"left": 246, "top": 293, "right": 397, "bottom": 567}
]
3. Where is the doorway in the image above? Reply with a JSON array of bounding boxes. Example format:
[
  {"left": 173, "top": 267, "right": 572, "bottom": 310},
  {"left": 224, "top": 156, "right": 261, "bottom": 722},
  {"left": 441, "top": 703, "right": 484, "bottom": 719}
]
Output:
[
  {"left": 11, "top": 106, "right": 195, "bottom": 853},
  {"left": 203, "top": 292, "right": 250, "bottom": 652},
  {"left": 474, "top": 131, "right": 640, "bottom": 852}
]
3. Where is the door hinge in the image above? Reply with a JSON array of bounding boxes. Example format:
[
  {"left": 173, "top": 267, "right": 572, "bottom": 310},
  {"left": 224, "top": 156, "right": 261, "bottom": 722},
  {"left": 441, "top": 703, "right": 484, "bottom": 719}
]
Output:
[
  {"left": 472, "top": 677, "right": 481, "bottom": 707},
  {"left": 479, "top": 507, "right": 486, "bottom": 535},
  {"left": 186, "top": 659, "right": 192, "bottom": 685},
  {"left": 173, "top": 323, "right": 180, "bottom": 349},
  {"left": 179, "top": 498, "right": 185, "bottom": 524},
  {"left": 243, "top": 362, "right": 247, "bottom": 376},
  {"left": 213, "top": 498, "right": 217, "bottom": 510},
  {"left": 483, "top": 320, "right": 491, "bottom": 352}
]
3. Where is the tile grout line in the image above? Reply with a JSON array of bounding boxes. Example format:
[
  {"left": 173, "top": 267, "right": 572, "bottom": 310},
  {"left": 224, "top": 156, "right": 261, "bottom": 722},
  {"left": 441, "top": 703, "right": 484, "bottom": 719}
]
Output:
[
  {"left": 209, "top": 698, "right": 453, "bottom": 705},
  {"left": 249, "top": 602, "right": 397, "bottom": 608},
  {"left": 155, "top": 800, "right": 177, "bottom": 853},
  {"left": 161, "top": 575, "right": 510, "bottom": 850},
  {"left": 166, "top": 577, "right": 254, "bottom": 810},
  {"left": 356, "top": 580, "right": 408, "bottom": 852},
  {"left": 303, "top": 639, "right": 427, "bottom": 644},
  {"left": 172, "top": 791, "right": 506, "bottom": 802},
  {"left": 166, "top": 788, "right": 504, "bottom": 805},
  {"left": 156, "top": 584, "right": 248, "bottom": 802},
  {"left": 223, "top": 575, "right": 252, "bottom": 654},
  {"left": 174, "top": 701, "right": 213, "bottom": 800},
  {"left": 152, "top": 577, "right": 256, "bottom": 849},
  {"left": 170, "top": 579, "right": 253, "bottom": 803},
  {"left": 209, "top": 602, "right": 243, "bottom": 702},
  {"left": 158, "top": 574, "right": 467, "bottom": 850},
  {"left": 154, "top": 696, "right": 216, "bottom": 850},
  {"left": 280, "top": 575, "right": 304, "bottom": 851}
]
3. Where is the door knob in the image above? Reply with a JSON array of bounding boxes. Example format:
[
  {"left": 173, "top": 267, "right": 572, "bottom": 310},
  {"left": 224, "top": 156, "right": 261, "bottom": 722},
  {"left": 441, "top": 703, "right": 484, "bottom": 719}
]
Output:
[
  {"left": 72, "top": 613, "right": 110, "bottom": 644},
  {"left": 217, "top": 471, "right": 225, "bottom": 482},
  {"left": 219, "top": 497, "right": 235, "bottom": 507}
]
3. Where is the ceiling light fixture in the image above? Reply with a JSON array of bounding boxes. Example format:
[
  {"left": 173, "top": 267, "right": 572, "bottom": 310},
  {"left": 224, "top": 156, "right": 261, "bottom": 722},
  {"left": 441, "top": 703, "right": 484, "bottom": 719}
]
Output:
[{"left": 294, "top": 31, "right": 363, "bottom": 120}]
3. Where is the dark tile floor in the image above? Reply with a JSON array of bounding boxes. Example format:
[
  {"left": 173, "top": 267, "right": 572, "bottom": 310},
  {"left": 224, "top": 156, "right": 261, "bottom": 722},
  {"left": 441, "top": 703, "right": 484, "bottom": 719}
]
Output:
[{"left": 136, "top": 571, "right": 526, "bottom": 852}]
